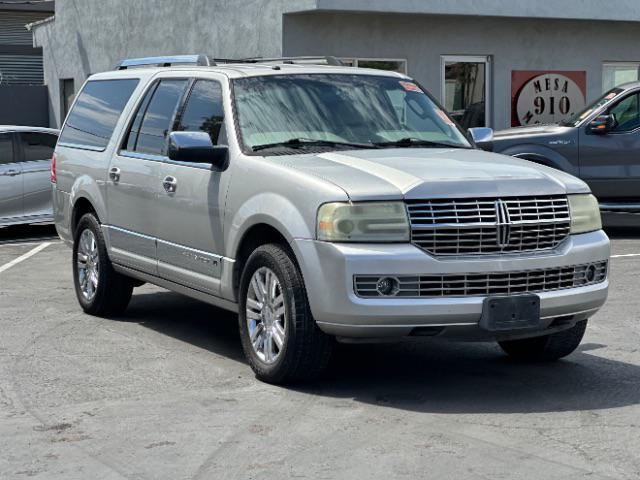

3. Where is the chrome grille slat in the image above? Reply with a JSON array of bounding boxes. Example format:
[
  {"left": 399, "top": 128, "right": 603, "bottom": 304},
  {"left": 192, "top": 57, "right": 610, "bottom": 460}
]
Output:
[
  {"left": 407, "top": 196, "right": 571, "bottom": 256},
  {"left": 353, "top": 261, "right": 608, "bottom": 298}
]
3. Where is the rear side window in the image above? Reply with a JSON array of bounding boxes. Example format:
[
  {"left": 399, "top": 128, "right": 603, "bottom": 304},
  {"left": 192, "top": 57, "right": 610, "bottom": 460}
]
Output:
[
  {"left": 0, "top": 133, "right": 13, "bottom": 165},
  {"left": 19, "top": 132, "right": 57, "bottom": 162},
  {"left": 59, "top": 79, "right": 139, "bottom": 150},
  {"left": 175, "top": 80, "right": 225, "bottom": 144},
  {"left": 126, "top": 79, "right": 188, "bottom": 156}
]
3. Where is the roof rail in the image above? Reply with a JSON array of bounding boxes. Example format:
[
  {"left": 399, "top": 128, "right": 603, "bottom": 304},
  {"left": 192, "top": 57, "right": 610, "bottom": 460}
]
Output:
[
  {"left": 116, "top": 54, "right": 211, "bottom": 70},
  {"left": 239, "top": 56, "right": 344, "bottom": 66}
]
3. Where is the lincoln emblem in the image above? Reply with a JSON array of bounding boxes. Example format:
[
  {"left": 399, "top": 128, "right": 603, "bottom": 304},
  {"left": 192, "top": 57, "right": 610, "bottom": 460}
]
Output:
[{"left": 495, "top": 199, "right": 511, "bottom": 249}]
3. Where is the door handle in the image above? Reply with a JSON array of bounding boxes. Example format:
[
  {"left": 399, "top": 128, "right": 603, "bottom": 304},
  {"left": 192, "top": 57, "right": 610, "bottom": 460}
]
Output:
[
  {"left": 109, "top": 167, "right": 121, "bottom": 183},
  {"left": 0, "top": 169, "right": 21, "bottom": 177},
  {"left": 162, "top": 176, "right": 177, "bottom": 193}
]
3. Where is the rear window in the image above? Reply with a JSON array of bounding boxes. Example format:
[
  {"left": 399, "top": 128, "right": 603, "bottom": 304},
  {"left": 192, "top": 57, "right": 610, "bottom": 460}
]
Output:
[{"left": 59, "top": 79, "right": 139, "bottom": 150}]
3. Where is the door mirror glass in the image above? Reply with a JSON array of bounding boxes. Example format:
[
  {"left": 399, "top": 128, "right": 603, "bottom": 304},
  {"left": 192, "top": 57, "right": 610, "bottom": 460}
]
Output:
[
  {"left": 167, "top": 131, "right": 228, "bottom": 169},
  {"left": 589, "top": 114, "right": 617, "bottom": 134},
  {"left": 469, "top": 127, "right": 494, "bottom": 151}
]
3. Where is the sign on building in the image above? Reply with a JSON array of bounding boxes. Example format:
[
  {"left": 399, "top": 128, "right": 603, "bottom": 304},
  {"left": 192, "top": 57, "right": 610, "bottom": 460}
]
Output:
[{"left": 511, "top": 71, "right": 586, "bottom": 126}]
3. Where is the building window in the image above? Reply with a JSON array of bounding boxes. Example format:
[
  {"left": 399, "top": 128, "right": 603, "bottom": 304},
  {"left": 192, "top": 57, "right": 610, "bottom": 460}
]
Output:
[
  {"left": 441, "top": 55, "right": 491, "bottom": 129},
  {"left": 341, "top": 58, "right": 407, "bottom": 74},
  {"left": 603, "top": 63, "right": 640, "bottom": 91},
  {"left": 60, "top": 78, "right": 75, "bottom": 120}
]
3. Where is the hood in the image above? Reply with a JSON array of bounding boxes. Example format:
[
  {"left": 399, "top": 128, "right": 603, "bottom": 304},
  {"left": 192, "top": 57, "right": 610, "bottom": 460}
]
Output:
[{"left": 271, "top": 148, "right": 589, "bottom": 201}]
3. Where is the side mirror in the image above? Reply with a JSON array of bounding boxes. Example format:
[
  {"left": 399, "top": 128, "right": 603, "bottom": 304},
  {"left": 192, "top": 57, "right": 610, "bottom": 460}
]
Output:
[
  {"left": 167, "top": 131, "right": 228, "bottom": 170},
  {"left": 589, "top": 114, "right": 617, "bottom": 134},
  {"left": 469, "top": 127, "right": 494, "bottom": 152}
]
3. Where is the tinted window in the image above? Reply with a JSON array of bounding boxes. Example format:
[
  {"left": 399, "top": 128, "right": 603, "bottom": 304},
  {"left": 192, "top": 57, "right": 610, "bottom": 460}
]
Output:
[
  {"left": 175, "top": 80, "right": 224, "bottom": 144},
  {"left": 59, "top": 79, "right": 139, "bottom": 149},
  {"left": 20, "top": 132, "right": 57, "bottom": 162},
  {"left": 0, "top": 133, "right": 13, "bottom": 165},
  {"left": 131, "top": 79, "right": 188, "bottom": 156},
  {"left": 609, "top": 92, "right": 640, "bottom": 132}
]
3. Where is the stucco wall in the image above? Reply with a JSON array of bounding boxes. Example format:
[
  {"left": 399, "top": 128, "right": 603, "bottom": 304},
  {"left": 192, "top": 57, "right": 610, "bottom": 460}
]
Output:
[
  {"left": 283, "top": 12, "right": 640, "bottom": 130},
  {"left": 33, "top": 0, "right": 315, "bottom": 127}
]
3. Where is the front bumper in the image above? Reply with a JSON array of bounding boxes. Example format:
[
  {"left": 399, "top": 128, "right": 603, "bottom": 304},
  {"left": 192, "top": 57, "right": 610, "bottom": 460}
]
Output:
[{"left": 292, "top": 230, "right": 610, "bottom": 339}]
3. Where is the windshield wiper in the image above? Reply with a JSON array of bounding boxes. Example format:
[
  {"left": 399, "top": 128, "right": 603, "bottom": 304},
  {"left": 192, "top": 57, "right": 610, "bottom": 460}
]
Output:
[
  {"left": 373, "top": 137, "right": 467, "bottom": 149},
  {"left": 252, "top": 138, "right": 378, "bottom": 152}
]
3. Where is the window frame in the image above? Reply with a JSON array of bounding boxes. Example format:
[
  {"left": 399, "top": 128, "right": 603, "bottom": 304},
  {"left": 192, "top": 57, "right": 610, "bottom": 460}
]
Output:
[
  {"left": 440, "top": 54, "right": 492, "bottom": 129},
  {"left": 602, "top": 62, "right": 640, "bottom": 92}
]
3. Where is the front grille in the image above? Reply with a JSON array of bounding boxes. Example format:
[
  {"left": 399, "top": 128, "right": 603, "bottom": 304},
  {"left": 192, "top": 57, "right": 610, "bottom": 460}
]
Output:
[
  {"left": 354, "top": 261, "right": 607, "bottom": 298},
  {"left": 406, "top": 196, "right": 571, "bottom": 256}
]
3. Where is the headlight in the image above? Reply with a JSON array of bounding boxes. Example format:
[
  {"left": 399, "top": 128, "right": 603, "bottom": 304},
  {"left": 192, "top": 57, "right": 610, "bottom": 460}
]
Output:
[
  {"left": 317, "top": 201, "right": 410, "bottom": 242},
  {"left": 569, "top": 194, "right": 602, "bottom": 234}
]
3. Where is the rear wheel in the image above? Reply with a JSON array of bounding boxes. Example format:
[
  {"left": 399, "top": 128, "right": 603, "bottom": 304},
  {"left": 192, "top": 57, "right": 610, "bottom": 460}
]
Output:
[
  {"left": 73, "top": 213, "right": 133, "bottom": 316},
  {"left": 498, "top": 320, "right": 587, "bottom": 361},
  {"left": 238, "top": 244, "right": 332, "bottom": 384}
]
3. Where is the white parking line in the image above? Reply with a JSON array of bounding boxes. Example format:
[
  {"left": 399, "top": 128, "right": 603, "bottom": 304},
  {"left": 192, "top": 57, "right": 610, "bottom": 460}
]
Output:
[
  {"left": 0, "top": 242, "right": 51, "bottom": 274},
  {"left": 611, "top": 253, "right": 640, "bottom": 258}
]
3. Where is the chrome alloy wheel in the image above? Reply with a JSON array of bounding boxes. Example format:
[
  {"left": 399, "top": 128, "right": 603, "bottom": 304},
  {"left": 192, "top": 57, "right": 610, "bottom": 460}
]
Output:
[
  {"left": 246, "top": 267, "right": 287, "bottom": 364},
  {"left": 77, "top": 229, "right": 99, "bottom": 301}
]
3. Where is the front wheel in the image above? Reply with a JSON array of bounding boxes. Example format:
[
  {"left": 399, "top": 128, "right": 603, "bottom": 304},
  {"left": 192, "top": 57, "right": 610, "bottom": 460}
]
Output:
[
  {"left": 73, "top": 213, "right": 134, "bottom": 316},
  {"left": 238, "top": 244, "right": 332, "bottom": 384},
  {"left": 498, "top": 320, "right": 587, "bottom": 361}
]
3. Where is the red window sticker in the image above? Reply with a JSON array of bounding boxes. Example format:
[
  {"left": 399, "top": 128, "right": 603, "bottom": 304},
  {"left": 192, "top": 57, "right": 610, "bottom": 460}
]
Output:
[{"left": 399, "top": 81, "right": 423, "bottom": 93}]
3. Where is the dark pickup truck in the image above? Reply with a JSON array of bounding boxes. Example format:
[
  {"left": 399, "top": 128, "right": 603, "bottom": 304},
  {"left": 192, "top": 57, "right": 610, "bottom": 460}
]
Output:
[{"left": 469, "top": 82, "right": 640, "bottom": 226}]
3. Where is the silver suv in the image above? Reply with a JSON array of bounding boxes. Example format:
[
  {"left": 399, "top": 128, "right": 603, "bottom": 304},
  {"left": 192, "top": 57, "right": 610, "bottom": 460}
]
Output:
[{"left": 53, "top": 55, "right": 609, "bottom": 383}]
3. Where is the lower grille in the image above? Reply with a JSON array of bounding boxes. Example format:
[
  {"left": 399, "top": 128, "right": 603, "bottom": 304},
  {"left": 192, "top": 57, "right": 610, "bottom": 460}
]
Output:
[{"left": 354, "top": 261, "right": 607, "bottom": 298}]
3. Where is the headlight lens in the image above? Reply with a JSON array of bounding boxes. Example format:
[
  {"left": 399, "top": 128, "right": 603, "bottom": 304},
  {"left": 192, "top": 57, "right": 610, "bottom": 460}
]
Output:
[
  {"left": 569, "top": 194, "right": 602, "bottom": 234},
  {"left": 317, "top": 202, "right": 410, "bottom": 242}
]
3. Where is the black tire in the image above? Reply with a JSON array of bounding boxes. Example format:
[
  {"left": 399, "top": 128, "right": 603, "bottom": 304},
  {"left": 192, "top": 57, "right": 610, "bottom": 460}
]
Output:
[
  {"left": 238, "top": 243, "right": 332, "bottom": 384},
  {"left": 498, "top": 320, "right": 587, "bottom": 361},
  {"left": 72, "top": 213, "right": 133, "bottom": 317}
]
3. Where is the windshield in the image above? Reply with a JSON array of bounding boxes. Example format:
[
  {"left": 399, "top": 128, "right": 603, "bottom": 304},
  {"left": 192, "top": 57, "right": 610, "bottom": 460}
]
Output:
[
  {"left": 232, "top": 74, "right": 472, "bottom": 153},
  {"left": 561, "top": 87, "right": 625, "bottom": 127}
]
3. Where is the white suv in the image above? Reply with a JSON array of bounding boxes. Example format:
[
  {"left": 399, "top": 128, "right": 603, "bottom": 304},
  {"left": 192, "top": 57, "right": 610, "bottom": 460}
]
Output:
[{"left": 53, "top": 55, "right": 609, "bottom": 383}]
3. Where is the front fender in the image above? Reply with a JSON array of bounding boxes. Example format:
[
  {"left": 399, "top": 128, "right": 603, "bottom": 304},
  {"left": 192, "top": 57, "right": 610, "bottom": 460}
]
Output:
[
  {"left": 226, "top": 192, "right": 314, "bottom": 260},
  {"left": 498, "top": 144, "right": 575, "bottom": 174}
]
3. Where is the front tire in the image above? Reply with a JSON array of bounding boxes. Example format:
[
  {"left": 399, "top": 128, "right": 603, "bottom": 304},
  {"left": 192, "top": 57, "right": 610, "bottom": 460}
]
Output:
[
  {"left": 238, "top": 244, "right": 332, "bottom": 384},
  {"left": 498, "top": 320, "right": 588, "bottom": 361},
  {"left": 73, "top": 213, "right": 133, "bottom": 316}
]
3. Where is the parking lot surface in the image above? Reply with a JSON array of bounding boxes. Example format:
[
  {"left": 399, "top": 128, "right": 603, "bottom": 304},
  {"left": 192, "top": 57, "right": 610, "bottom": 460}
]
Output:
[{"left": 1, "top": 226, "right": 639, "bottom": 479}]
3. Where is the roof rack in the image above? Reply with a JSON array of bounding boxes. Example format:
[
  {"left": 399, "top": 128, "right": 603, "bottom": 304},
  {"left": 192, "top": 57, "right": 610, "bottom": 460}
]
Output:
[
  {"left": 116, "top": 54, "right": 211, "bottom": 70},
  {"left": 235, "top": 56, "right": 344, "bottom": 66},
  {"left": 115, "top": 54, "right": 345, "bottom": 70}
]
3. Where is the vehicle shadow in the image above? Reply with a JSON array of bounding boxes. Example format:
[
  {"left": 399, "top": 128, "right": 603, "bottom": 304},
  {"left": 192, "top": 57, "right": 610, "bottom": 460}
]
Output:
[
  {"left": 0, "top": 223, "right": 58, "bottom": 244},
  {"left": 126, "top": 290, "right": 640, "bottom": 415},
  {"left": 604, "top": 226, "right": 640, "bottom": 239}
]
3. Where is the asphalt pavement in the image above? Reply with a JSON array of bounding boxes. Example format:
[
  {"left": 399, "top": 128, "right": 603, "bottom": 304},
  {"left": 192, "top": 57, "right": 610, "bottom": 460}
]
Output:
[{"left": 0, "top": 225, "right": 639, "bottom": 479}]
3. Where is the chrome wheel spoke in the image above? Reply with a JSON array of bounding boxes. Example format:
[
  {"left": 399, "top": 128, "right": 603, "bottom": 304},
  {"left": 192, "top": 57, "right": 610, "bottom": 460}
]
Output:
[
  {"left": 272, "top": 323, "right": 285, "bottom": 350},
  {"left": 246, "top": 266, "right": 287, "bottom": 365},
  {"left": 250, "top": 322, "right": 264, "bottom": 343},
  {"left": 76, "top": 229, "right": 99, "bottom": 301}
]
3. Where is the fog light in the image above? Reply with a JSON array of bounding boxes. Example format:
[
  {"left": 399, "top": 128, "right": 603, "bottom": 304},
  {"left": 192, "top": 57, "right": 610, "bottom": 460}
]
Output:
[
  {"left": 376, "top": 277, "right": 399, "bottom": 296},
  {"left": 585, "top": 264, "right": 597, "bottom": 282}
]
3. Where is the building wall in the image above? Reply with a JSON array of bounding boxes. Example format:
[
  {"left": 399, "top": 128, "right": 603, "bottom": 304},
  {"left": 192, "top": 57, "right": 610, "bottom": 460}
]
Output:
[
  {"left": 33, "top": 0, "right": 315, "bottom": 127},
  {"left": 0, "top": 10, "right": 50, "bottom": 85},
  {"left": 283, "top": 12, "right": 640, "bottom": 130}
]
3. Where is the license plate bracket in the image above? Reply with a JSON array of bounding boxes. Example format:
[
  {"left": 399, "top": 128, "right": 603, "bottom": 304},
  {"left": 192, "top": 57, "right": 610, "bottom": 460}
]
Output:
[{"left": 480, "top": 294, "right": 541, "bottom": 332}]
